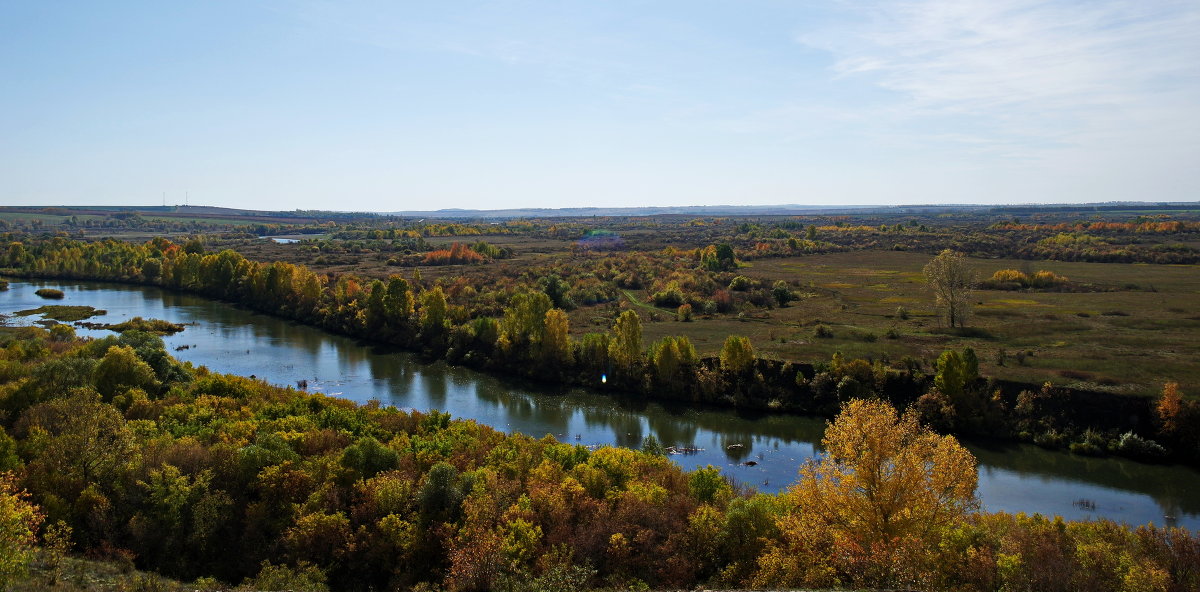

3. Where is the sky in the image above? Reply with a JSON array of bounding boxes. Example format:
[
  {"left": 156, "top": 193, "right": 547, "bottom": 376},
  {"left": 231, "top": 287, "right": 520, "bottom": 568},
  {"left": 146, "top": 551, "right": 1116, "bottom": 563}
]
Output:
[{"left": 2, "top": 0, "right": 1198, "bottom": 212}]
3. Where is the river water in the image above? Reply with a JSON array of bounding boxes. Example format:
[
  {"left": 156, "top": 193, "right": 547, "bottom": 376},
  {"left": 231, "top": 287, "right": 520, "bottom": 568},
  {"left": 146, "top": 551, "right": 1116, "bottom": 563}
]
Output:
[{"left": 2, "top": 279, "right": 1197, "bottom": 530}]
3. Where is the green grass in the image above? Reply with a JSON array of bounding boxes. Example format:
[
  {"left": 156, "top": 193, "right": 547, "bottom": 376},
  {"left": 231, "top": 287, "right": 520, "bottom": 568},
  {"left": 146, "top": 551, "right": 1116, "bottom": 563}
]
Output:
[
  {"left": 14, "top": 305, "right": 105, "bottom": 322},
  {"left": 616, "top": 251, "right": 1200, "bottom": 396},
  {"left": 10, "top": 554, "right": 215, "bottom": 592},
  {"left": 98, "top": 316, "right": 186, "bottom": 335}
]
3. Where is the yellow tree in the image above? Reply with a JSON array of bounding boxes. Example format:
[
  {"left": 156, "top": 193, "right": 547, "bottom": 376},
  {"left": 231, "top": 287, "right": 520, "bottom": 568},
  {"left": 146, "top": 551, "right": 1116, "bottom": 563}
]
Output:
[
  {"left": 419, "top": 286, "right": 449, "bottom": 338},
  {"left": 719, "top": 335, "right": 755, "bottom": 374},
  {"left": 796, "top": 398, "right": 977, "bottom": 540},
  {"left": 541, "top": 309, "right": 573, "bottom": 367},
  {"left": 607, "top": 310, "right": 643, "bottom": 383},
  {"left": 758, "top": 399, "right": 978, "bottom": 588},
  {"left": 923, "top": 249, "right": 975, "bottom": 328},
  {"left": 0, "top": 472, "right": 43, "bottom": 588}
]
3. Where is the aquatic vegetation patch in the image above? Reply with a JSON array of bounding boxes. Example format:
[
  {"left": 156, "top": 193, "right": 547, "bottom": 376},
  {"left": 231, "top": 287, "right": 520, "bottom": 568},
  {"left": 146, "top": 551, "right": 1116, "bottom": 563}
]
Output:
[
  {"left": 77, "top": 316, "right": 187, "bottom": 335},
  {"left": 15, "top": 304, "right": 106, "bottom": 322}
]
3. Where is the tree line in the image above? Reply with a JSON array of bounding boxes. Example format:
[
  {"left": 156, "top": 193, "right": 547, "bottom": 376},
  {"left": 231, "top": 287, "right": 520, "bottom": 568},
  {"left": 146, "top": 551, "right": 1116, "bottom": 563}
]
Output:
[
  {"left": 2, "top": 235, "right": 1198, "bottom": 467},
  {"left": 1, "top": 326, "right": 1197, "bottom": 591}
]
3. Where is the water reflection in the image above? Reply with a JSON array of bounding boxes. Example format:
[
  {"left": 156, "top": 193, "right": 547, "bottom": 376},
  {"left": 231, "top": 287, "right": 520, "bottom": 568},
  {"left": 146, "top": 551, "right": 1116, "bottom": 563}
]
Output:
[{"left": 2, "top": 278, "right": 1198, "bottom": 530}]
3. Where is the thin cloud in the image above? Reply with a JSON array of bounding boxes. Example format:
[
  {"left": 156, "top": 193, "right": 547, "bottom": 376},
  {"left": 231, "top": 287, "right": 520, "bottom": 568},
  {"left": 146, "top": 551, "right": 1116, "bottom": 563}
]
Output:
[{"left": 800, "top": 0, "right": 1200, "bottom": 151}]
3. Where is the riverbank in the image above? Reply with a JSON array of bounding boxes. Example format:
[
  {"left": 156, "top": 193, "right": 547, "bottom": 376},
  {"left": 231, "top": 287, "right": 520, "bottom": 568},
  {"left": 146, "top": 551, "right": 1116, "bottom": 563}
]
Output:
[
  {"left": 2, "top": 277, "right": 1198, "bottom": 530},
  {"left": 1, "top": 324, "right": 1197, "bottom": 591},
  {"left": 3, "top": 235, "right": 1193, "bottom": 470}
]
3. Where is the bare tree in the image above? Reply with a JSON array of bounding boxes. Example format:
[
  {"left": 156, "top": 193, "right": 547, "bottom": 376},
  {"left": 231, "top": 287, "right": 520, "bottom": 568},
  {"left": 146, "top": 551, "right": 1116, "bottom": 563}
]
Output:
[{"left": 924, "top": 249, "right": 975, "bottom": 328}]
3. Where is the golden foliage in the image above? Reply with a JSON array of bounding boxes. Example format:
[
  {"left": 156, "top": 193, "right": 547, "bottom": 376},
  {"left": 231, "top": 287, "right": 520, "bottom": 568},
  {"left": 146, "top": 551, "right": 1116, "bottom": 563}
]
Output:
[{"left": 761, "top": 399, "right": 978, "bottom": 587}]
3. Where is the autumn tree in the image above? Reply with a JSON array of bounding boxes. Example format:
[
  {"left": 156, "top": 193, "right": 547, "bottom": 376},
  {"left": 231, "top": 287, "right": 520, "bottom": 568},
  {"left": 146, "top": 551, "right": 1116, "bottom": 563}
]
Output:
[
  {"left": 419, "top": 286, "right": 449, "bottom": 342},
  {"left": 608, "top": 310, "right": 644, "bottom": 384},
  {"left": 649, "top": 336, "right": 698, "bottom": 394},
  {"left": 720, "top": 335, "right": 755, "bottom": 375},
  {"left": 1156, "top": 382, "right": 1183, "bottom": 437},
  {"left": 762, "top": 399, "right": 978, "bottom": 587},
  {"left": 0, "top": 473, "right": 43, "bottom": 588},
  {"left": 701, "top": 243, "right": 737, "bottom": 271},
  {"left": 541, "top": 308, "right": 573, "bottom": 368},
  {"left": 500, "top": 292, "right": 553, "bottom": 351},
  {"left": 93, "top": 344, "right": 160, "bottom": 400},
  {"left": 923, "top": 249, "right": 975, "bottom": 328},
  {"left": 1155, "top": 382, "right": 1198, "bottom": 452}
]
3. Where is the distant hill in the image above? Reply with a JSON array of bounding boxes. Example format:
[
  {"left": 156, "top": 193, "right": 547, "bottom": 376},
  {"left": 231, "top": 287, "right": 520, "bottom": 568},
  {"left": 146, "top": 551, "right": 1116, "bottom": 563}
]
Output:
[
  {"left": 3, "top": 201, "right": 1197, "bottom": 222},
  {"left": 385, "top": 201, "right": 1200, "bottom": 219},
  {"left": 387, "top": 204, "right": 960, "bottom": 218}
]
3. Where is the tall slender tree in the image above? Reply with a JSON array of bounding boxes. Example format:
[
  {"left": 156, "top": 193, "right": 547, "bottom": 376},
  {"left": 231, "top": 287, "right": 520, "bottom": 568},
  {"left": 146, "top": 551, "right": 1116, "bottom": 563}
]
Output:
[{"left": 923, "top": 250, "right": 975, "bottom": 328}]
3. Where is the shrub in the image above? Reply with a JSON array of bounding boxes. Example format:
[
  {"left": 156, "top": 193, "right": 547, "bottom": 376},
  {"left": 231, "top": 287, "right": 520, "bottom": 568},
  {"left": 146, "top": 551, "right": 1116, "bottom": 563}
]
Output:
[
  {"left": 1115, "top": 432, "right": 1167, "bottom": 459},
  {"left": 728, "top": 276, "right": 752, "bottom": 291},
  {"left": 35, "top": 288, "right": 65, "bottom": 299},
  {"left": 676, "top": 303, "right": 693, "bottom": 322},
  {"left": 651, "top": 282, "right": 686, "bottom": 308},
  {"left": 813, "top": 325, "right": 833, "bottom": 339}
]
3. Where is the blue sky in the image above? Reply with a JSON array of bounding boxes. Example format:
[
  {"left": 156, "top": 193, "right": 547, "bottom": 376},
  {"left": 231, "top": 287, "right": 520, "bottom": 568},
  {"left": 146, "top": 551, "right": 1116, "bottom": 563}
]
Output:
[{"left": 2, "top": 1, "right": 1197, "bottom": 211}]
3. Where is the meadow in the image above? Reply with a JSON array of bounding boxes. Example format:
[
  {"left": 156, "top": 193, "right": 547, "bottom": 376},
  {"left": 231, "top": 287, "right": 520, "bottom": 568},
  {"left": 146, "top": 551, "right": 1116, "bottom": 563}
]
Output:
[{"left": 224, "top": 224, "right": 1200, "bottom": 397}]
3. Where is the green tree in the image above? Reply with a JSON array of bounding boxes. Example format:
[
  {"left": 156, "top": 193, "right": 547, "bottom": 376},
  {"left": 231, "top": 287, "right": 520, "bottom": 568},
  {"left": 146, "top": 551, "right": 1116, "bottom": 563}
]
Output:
[
  {"left": 539, "top": 274, "right": 575, "bottom": 310},
  {"left": 419, "top": 286, "right": 449, "bottom": 340},
  {"left": 340, "top": 436, "right": 400, "bottom": 480},
  {"left": 649, "top": 336, "right": 697, "bottom": 393},
  {"left": 93, "top": 344, "right": 160, "bottom": 399},
  {"left": 501, "top": 292, "right": 553, "bottom": 350},
  {"left": 418, "top": 462, "right": 467, "bottom": 525},
  {"left": 0, "top": 429, "right": 19, "bottom": 472},
  {"left": 934, "top": 350, "right": 968, "bottom": 403},
  {"left": 923, "top": 250, "right": 975, "bottom": 328},
  {"left": 607, "top": 310, "right": 644, "bottom": 383},
  {"left": 771, "top": 280, "right": 793, "bottom": 307},
  {"left": 364, "top": 279, "right": 388, "bottom": 335},
  {"left": 385, "top": 276, "right": 414, "bottom": 322}
]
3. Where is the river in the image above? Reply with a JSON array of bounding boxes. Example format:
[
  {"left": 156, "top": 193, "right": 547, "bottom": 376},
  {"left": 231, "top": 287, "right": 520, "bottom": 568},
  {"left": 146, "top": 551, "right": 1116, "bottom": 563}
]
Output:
[{"left": 1, "top": 278, "right": 1197, "bottom": 530}]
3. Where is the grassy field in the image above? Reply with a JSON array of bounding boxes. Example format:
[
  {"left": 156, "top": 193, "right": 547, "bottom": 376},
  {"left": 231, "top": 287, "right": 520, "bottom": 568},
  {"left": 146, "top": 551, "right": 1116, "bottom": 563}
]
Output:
[
  {"left": 628, "top": 251, "right": 1200, "bottom": 396},
  {"left": 226, "top": 234, "right": 1200, "bottom": 396}
]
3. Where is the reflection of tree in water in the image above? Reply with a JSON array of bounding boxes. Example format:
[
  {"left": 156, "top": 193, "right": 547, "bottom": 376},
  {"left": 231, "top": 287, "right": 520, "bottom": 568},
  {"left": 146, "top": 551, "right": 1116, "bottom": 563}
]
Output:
[
  {"left": 380, "top": 363, "right": 419, "bottom": 409},
  {"left": 444, "top": 366, "right": 476, "bottom": 391},
  {"left": 580, "top": 406, "right": 644, "bottom": 449},
  {"left": 502, "top": 396, "right": 573, "bottom": 439},
  {"left": 644, "top": 414, "right": 699, "bottom": 449},
  {"left": 968, "top": 441, "right": 1200, "bottom": 518},
  {"left": 421, "top": 365, "right": 449, "bottom": 407}
]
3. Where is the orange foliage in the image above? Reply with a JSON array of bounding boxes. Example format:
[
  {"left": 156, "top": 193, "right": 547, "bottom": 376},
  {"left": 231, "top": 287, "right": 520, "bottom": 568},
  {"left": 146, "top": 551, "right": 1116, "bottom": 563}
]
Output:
[{"left": 423, "top": 243, "right": 485, "bottom": 266}]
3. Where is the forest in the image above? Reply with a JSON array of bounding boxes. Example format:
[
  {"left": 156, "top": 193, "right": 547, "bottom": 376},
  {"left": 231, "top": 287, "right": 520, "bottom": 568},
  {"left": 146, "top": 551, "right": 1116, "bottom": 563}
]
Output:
[
  {"left": 1, "top": 325, "right": 1198, "bottom": 591},
  {"left": 1, "top": 204, "right": 1199, "bottom": 589}
]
